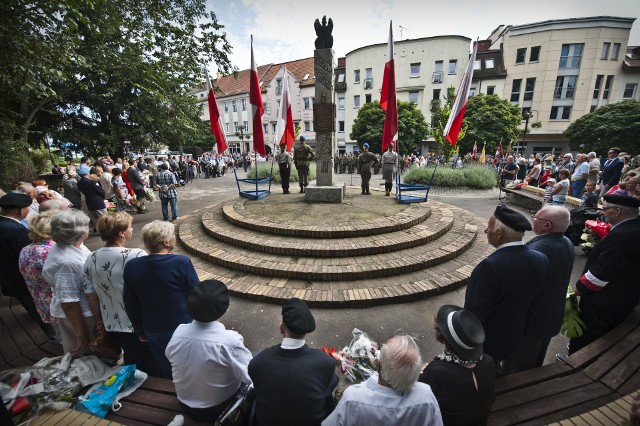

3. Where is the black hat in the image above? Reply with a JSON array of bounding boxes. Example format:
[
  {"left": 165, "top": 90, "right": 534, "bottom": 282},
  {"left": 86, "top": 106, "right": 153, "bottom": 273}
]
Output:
[
  {"left": 603, "top": 194, "right": 640, "bottom": 208},
  {"left": 282, "top": 298, "right": 315, "bottom": 334},
  {"left": 436, "top": 305, "right": 485, "bottom": 361},
  {"left": 0, "top": 192, "right": 32, "bottom": 209},
  {"left": 494, "top": 204, "right": 532, "bottom": 232},
  {"left": 187, "top": 280, "right": 230, "bottom": 322}
]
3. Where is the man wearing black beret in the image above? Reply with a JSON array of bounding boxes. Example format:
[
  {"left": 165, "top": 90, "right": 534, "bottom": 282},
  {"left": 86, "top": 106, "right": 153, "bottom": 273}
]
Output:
[
  {"left": 565, "top": 194, "right": 640, "bottom": 355},
  {"left": 249, "top": 298, "right": 338, "bottom": 425},
  {"left": 165, "top": 280, "right": 252, "bottom": 423},
  {"left": 464, "top": 204, "right": 549, "bottom": 377}
]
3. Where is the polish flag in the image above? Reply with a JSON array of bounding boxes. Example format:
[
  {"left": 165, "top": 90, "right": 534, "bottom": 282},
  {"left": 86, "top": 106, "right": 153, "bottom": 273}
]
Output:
[
  {"left": 275, "top": 68, "right": 295, "bottom": 152},
  {"left": 204, "top": 65, "right": 227, "bottom": 154},
  {"left": 444, "top": 41, "right": 478, "bottom": 146},
  {"left": 249, "top": 36, "right": 266, "bottom": 156},
  {"left": 472, "top": 141, "right": 478, "bottom": 159},
  {"left": 380, "top": 21, "right": 397, "bottom": 152}
]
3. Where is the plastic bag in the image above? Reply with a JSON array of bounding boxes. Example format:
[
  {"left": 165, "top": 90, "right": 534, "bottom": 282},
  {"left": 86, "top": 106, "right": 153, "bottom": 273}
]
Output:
[{"left": 78, "top": 364, "right": 136, "bottom": 418}]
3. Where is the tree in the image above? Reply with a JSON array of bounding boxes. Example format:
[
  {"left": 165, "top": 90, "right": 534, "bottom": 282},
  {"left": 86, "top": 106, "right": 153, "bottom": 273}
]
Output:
[
  {"left": 461, "top": 94, "right": 522, "bottom": 157},
  {"left": 564, "top": 100, "right": 640, "bottom": 156},
  {"left": 431, "top": 86, "right": 464, "bottom": 162},
  {"left": 350, "top": 100, "right": 428, "bottom": 155}
]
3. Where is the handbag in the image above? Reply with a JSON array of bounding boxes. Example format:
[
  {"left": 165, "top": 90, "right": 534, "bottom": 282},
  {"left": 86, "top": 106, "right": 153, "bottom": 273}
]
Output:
[
  {"left": 89, "top": 326, "right": 122, "bottom": 363},
  {"left": 214, "top": 383, "right": 255, "bottom": 426}
]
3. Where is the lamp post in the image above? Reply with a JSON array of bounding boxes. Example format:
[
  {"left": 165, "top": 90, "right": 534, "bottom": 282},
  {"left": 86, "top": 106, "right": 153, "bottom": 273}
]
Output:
[{"left": 519, "top": 110, "right": 537, "bottom": 157}]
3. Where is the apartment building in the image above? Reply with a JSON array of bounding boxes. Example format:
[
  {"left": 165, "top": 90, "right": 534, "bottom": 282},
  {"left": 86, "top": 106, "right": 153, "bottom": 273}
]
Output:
[{"left": 491, "top": 16, "right": 637, "bottom": 156}]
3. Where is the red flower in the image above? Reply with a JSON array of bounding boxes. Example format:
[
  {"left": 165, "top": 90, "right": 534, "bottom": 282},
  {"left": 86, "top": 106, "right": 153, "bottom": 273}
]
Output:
[{"left": 584, "top": 220, "right": 611, "bottom": 239}]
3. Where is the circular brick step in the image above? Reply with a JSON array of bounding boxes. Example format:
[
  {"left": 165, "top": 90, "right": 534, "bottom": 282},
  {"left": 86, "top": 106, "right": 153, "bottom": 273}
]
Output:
[
  {"left": 177, "top": 206, "right": 478, "bottom": 281},
  {"left": 201, "top": 202, "right": 454, "bottom": 257}
]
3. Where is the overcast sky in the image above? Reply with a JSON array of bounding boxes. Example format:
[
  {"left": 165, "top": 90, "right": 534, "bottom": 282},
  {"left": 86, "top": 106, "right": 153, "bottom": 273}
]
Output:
[{"left": 205, "top": 0, "right": 640, "bottom": 71}]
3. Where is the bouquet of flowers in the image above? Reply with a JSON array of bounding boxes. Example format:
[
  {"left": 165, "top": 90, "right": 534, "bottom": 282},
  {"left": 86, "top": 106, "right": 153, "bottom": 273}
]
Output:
[
  {"left": 130, "top": 198, "right": 147, "bottom": 214},
  {"left": 322, "top": 328, "right": 378, "bottom": 383},
  {"left": 561, "top": 287, "right": 586, "bottom": 338},
  {"left": 143, "top": 187, "right": 155, "bottom": 202},
  {"left": 580, "top": 219, "right": 611, "bottom": 252}
]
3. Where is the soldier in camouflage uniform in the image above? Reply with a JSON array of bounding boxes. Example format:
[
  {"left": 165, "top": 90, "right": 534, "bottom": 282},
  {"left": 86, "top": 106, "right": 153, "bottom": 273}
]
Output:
[
  {"left": 293, "top": 136, "right": 315, "bottom": 193},
  {"left": 347, "top": 154, "right": 355, "bottom": 174},
  {"left": 357, "top": 143, "right": 379, "bottom": 195},
  {"left": 382, "top": 142, "right": 399, "bottom": 196},
  {"left": 334, "top": 154, "right": 339, "bottom": 173},
  {"left": 339, "top": 154, "right": 346, "bottom": 174},
  {"left": 276, "top": 143, "right": 292, "bottom": 194}
]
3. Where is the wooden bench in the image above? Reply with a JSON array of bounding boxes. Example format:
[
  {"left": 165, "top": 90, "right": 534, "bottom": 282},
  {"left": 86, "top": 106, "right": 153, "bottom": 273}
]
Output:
[
  {"left": 503, "top": 185, "right": 582, "bottom": 211},
  {"left": 488, "top": 306, "right": 640, "bottom": 425}
]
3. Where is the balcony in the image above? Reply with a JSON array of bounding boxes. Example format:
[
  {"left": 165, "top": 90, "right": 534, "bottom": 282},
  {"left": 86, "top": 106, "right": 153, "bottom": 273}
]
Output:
[
  {"left": 364, "top": 78, "right": 373, "bottom": 90},
  {"left": 432, "top": 72, "right": 443, "bottom": 83},
  {"left": 559, "top": 55, "right": 581, "bottom": 69}
]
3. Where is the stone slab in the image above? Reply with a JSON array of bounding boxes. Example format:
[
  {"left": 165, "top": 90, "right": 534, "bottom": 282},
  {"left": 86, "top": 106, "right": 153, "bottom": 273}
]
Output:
[{"left": 304, "top": 185, "right": 343, "bottom": 203}]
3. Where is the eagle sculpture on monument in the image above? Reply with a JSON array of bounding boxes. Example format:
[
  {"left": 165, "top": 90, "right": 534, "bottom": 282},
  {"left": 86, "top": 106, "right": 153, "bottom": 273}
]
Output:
[{"left": 314, "top": 16, "right": 333, "bottom": 49}]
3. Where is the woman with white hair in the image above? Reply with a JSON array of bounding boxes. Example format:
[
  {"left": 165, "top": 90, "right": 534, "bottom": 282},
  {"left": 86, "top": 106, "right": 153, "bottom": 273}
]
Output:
[
  {"left": 123, "top": 220, "right": 199, "bottom": 378},
  {"left": 42, "top": 209, "right": 95, "bottom": 354}
]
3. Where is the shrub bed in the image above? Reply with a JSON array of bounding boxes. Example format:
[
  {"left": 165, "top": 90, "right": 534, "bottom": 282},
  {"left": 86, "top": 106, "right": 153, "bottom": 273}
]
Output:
[
  {"left": 248, "top": 162, "right": 317, "bottom": 184},
  {"left": 402, "top": 165, "right": 498, "bottom": 189}
]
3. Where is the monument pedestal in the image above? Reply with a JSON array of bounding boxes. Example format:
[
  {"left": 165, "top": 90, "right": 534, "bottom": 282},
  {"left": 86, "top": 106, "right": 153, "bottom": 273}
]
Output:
[{"left": 304, "top": 184, "right": 345, "bottom": 203}]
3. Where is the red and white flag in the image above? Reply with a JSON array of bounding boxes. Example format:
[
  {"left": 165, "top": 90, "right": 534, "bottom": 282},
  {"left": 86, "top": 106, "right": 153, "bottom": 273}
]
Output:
[
  {"left": 249, "top": 36, "right": 266, "bottom": 157},
  {"left": 204, "top": 65, "right": 227, "bottom": 154},
  {"left": 495, "top": 141, "right": 503, "bottom": 158},
  {"left": 275, "top": 68, "right": 295, "bottom": 152},
  {"left": 444, "top": 41, "right": 478, "bottom": 146},
  {"left": 380, "top": 21, "right": 397, "bottom": 152},
  {"left": 472, "top": 141, "right": 478, "bottom": 159}
]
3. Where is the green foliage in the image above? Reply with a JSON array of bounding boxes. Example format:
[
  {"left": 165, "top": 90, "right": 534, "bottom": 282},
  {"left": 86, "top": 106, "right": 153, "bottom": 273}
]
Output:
[
  {"left": 247, "top": 163, "right": 317, "bottom": 184},
  {"left": 564, "top": 100, "right": 640, "bottom": 156},
  {"left": 0, "top": 147, "right": 37, "bottom": 190},
  {"left": 461, "top": 94, "right": 522, "bottom": 156},
  {"left": 561, "top": 291, "right": 586, "bottom": 338},
  {"left": 28, "top": 149, "right": 53, "bottom": 175},
  {"left": 431, "top": 86, "right": 463, "bottom": 162},
  {"left": 350, "top": 101, "right": 428, "bottom": 155},
  {"left": 402, "top": 165, "right": 498, "bottom": 189}
]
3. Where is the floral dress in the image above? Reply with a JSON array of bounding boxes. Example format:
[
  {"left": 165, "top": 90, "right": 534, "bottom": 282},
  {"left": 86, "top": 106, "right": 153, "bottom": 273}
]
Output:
[
  {"left": 19, "top": 240, "right": 56, "bottom": 323},
  {"left": 113, "top": 175, "right": 131, "bottom": 212}
]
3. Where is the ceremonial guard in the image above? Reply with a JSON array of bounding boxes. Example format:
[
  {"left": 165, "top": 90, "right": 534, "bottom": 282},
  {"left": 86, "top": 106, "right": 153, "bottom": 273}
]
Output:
[
  {"left": 381, "top": 142, "right": 398, "bottom": 196},
  {"left": 357, "top": 143, "right": 379, "bottom": 195},
  {"left": 293, "top": 136, "right": 315, "bottom": 193},
  {"left": 276, "top": 143, "right": 292, "bottom": 194}
]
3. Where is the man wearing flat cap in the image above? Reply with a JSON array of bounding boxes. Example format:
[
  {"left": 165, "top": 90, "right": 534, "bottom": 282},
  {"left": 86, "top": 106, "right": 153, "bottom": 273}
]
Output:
[
  {"left": 165, "top": 280, "right": 252, "bottom": 423},
  {"left": 565, "top": 194, "right": 640, "bottom": 355},
  {"left": 249, "top": 298, "right": 338, "bottom": 426},
  {"left": 0, "top": 193, "right": 55, "bottom": 339},
  {"left": 464, "top": 205, "right": 548, "bottom": 377}
]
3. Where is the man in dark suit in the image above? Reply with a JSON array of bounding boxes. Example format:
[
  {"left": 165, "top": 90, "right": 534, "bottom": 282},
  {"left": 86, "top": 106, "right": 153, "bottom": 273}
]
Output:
[
  {"left": 0, "top": 193, "right": 55, "bottom": 338},
  {"left": 514, "top": 205, "right": 574, "bottom": 370},
  {"left": 568, "top": 194, "right": 640, "bottom": 355},
  {"left": 76, "top": 164, "right": 106, "bottom": 231},
  {"left": 127, "top": 159, "right": 146, "bottom": 200},
  {"left": 249, "top": 298, "right": 338, "bottom": 426},
  {"left": 464, "top": 205, "right": 549, "bottom": 377},
  {"left": 599, "top": 147, "right": 624, "bottom": 198}
]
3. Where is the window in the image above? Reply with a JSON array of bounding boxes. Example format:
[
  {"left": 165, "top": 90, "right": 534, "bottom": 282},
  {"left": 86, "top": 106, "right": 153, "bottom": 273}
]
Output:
[
  {"left": 433, "top": 89, "right": 441, "bottom": 99},
  {"left": 225, "top": 123, "right": 229, "bottom": 133},
  {"left": 338, "top": 121, "right": 345, "bottom": 132},
  {"left": 243, "top": 121, "right": 248, "bottom": 131},
  {"left": 408, "top": 91, "right": 419, "bottom": 104},
  {"left": 241, "top": 98, "right": 247, "bottom": 111},
  {"left": 337, "top": 73, "right": 345, "bottom": 82},
  {"left": 603, "top": 75, "right": 614, "bottom": 100},
  {"left": 593, "top": 75, "right": 604, "bottom": 99},
  {"left": 223, "top": 101, "right": 228, "bottom": 112},
  {"left": 510, "top": 79, "right": 522, "bottom": 102},
  {"left": 294, "top": 121, "right": 299, "bottom": 130},
  {"left": 365, "top": 94, "right": 371, "bottom": 103},
  {"left": 232, "top": 100, "right": 237, "bottom": 112},
  {"left": 623, "top": 83, "right": 637, "bottom": 99},
  {"left": 516, "top": 48, "right": 526, "bottom": 64},
  {"left": 524, "top": 78, "right": 536, "bottom": 101},
  {"left": 354, "top": 95, "right": 361, "bottom": 108},
  {"left": 611, "top": 43, "right": 621, "bottom": 60},
  {"left": 304, "top": 121, "right": 311, "bottom": 132},
  {"left": 263, "top": 123, "right": 268, "bottom": 133},
  {"left": 559, "top": 43, "right": 583, "bottom": 68},
  {"left": 448, "top": 60, "right": 457, "bottom": 75},
  {"left": 487, "top": 86, "right": 495, "bottom": 95},
  {"left": 262, "top": 102, "right": 267, "bottom": 111},
  {"left": 590, "top": 105, "right": 597, "bottom": 113},
  {"left": 233, "top": 121, "right": 238, "bottom": 131},
  {"left": 354, "top": 69, "right": 360, "bottom": 83},
  {"left": 338, "top": 96, "right": 345, "bottom": 109},
  {"left": 601, "top": 42, "right": 610, "bottom": 60},
  {"left": 433, "top": 61, "right": 443, "bottom": 83},
  {"left": 271, "top": 123, "right": 277, "bottom": 132},
  {"left": 550, "top": 106, "right": 572, "bottom": 120},
  {"left": 275, "top": 78, "right": 282, "bottom": 95},
  {"left": 469, "top": 86, "right": 477, "bottom": 97},
  {"left": 485, "top": 59, "right": 495, "bottom": 69},
  {"left": 473, "top": 60, "right": 481, "bottom": 70},
  {"left": 554, "top": 76, "right": 577, "bottom": 99},
  {"left": 410, "top": 63, "right": 421, "bottom": 77},
  {"left": 303, "top": 97, "right": 313, "bottom": 109},
  {"left": 530, "top": 46, "right": 541, "bottom": 62},
  {"left": 364, "top": 68, "right": 373, "bottom": 89}
]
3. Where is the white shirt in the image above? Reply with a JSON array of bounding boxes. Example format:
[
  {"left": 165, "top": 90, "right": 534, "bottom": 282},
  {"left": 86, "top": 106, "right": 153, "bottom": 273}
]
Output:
[
  {"left": 572, "top": 162, "right": 590, "bottom": 180},
  {"left": 322, "top": 374, "right": 443, "bottom": 426},
  {"left": 281, "top": 337, "right": 305, "bottom": 350},
  {"left": 83, "top": 247, "right": 147, "bottom": 332},
  {"left": 166, "top": 321, "right": 253, "bottom": 408},
  {"left": 43, "top": 244, "right": 92, "bottom": 318}
]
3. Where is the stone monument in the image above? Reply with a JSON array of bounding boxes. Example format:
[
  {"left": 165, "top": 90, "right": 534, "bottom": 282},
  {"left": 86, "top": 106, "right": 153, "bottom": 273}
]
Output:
[{"left": 306, "top": 16, "right": 343, "bottom": 203}]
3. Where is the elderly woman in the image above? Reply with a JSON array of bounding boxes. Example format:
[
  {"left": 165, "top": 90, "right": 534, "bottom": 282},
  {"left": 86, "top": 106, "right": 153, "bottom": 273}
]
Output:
[
  {"left": 42, "top": 210, "right": 95, "bottom": 354},
  {"left": 18, "top": 210, "right": 58, "bottom": 340},
  {"left": 418, "top": 305, "right": 495, "bottom": 425},
  {"left": 84, "top": 212, "right": 160, "bottom": 373},
  {"left": 123, "top": 220, "right": 199, "bottom": 378}
]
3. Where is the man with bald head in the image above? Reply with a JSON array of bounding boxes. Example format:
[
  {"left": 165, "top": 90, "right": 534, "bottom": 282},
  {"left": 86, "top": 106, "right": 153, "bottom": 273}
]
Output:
[{"left": 514, "top": 206, "right": 574, "bottom": 370}]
